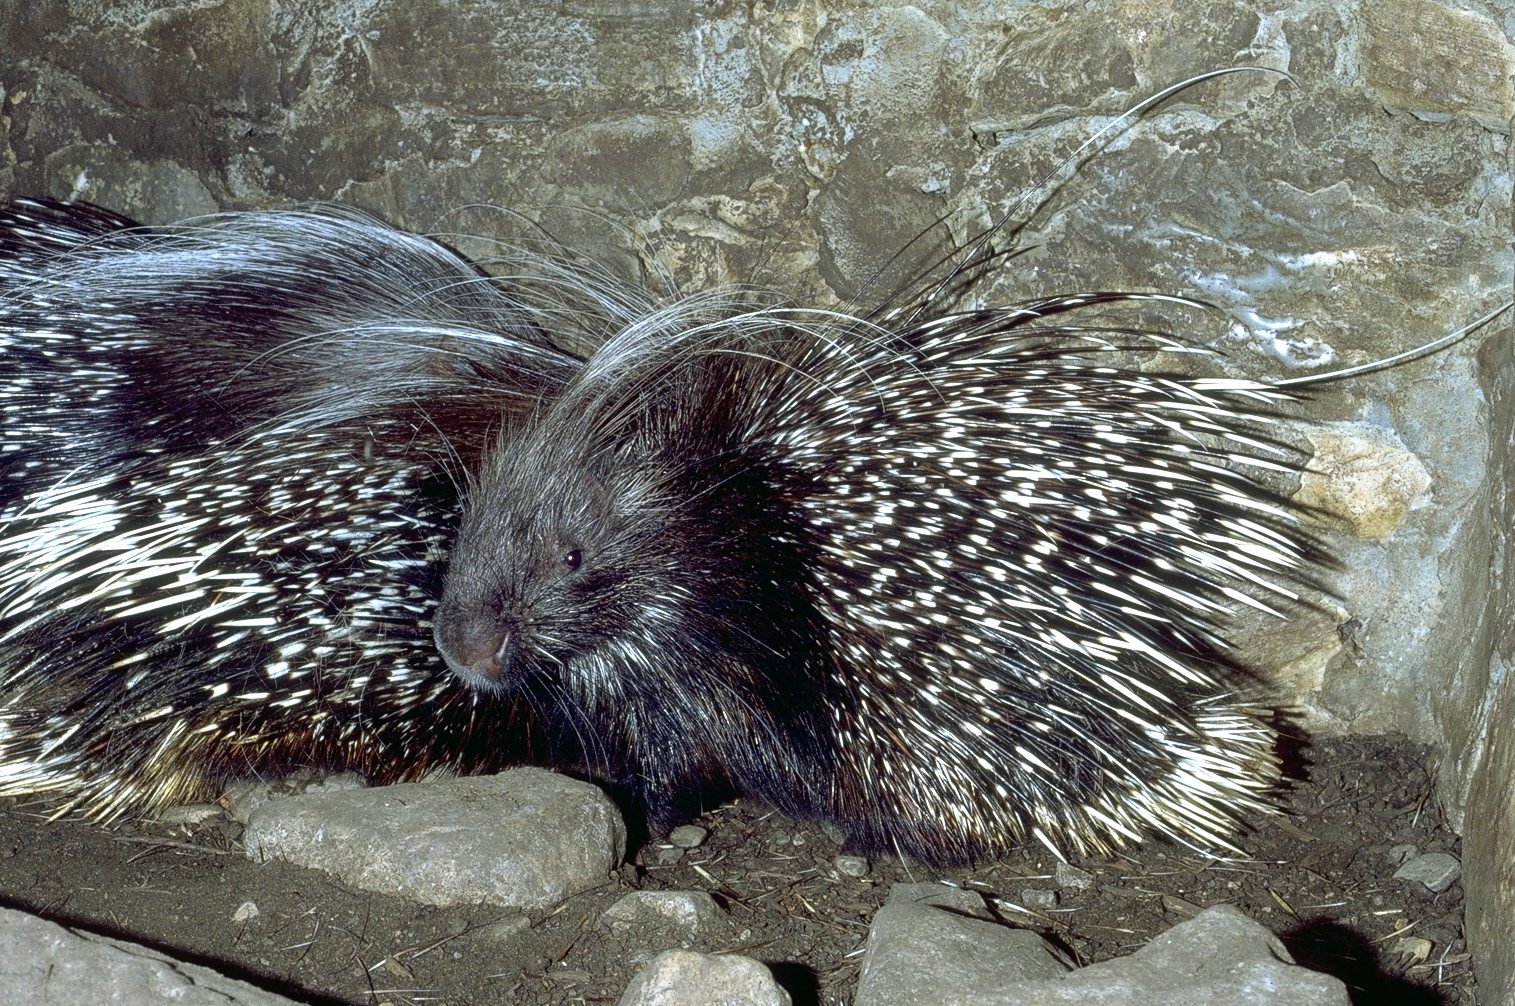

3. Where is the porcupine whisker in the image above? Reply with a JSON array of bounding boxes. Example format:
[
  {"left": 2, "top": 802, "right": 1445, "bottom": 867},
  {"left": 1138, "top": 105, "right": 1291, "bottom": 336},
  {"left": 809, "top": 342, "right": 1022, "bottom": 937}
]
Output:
[
  {"left": 1272, "top": 300, "right": 1511, "bottom": 386},
  {"left": 837, "top": 74, "right": 1263, "bottom": 327},
  {"left": 466, "top": 198, "right": 691, "bottom": 302},
  {"left": 425, "top": 253, "right": 629, "bottom": 313},
  {"left": 259, "top": 323, "right": 577, "bottom": 367},
  {"left": 691, "top": 310, "right": 924, "bottom": 401},
  {"left": 905, "top": 67, "right": 1292, "bottom": 325},
  {"left": 544, "top": 690, "right": 607, "bottom": 782},
  {"left": 483, "top": 265, "right": 649, "bottom": 338}
]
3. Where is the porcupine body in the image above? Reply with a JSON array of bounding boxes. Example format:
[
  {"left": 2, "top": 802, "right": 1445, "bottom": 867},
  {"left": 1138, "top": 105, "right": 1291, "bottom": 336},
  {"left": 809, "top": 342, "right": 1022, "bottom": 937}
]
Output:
[
  {"left": 433, "top": 285, "right": 1316, "bottom": 863},
  {"left": 0, "top": 198, "right": 582, "bottom": 817}
]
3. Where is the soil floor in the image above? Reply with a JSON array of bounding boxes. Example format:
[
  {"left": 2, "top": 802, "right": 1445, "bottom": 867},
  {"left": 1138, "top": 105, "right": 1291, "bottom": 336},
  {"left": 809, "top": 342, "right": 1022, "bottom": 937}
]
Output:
[{"left": 0, "top": 733, "right": 1471, "bottom": 1005}]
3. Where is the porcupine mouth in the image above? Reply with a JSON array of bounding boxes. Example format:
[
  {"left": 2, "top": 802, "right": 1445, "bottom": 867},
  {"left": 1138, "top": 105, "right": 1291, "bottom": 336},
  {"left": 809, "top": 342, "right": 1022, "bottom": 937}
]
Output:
[{"left": 442, "top": 658, "right": 507, "bottom": 695}]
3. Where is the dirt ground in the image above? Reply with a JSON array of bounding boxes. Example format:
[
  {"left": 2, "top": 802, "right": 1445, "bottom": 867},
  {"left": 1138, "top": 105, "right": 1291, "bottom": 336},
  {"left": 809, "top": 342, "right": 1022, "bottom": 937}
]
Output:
[{"left": 0, "top": 732, "right": 1470, "bottom": 1006}]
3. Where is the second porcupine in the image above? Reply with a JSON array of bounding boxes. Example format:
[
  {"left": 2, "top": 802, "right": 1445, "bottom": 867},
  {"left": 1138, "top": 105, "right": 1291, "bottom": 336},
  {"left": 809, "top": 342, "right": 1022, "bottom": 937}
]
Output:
[
  {"left": 0, "top": 198, "right": 588, "bottom": 816},
  {"left": 432, "top": 279, "right": 1329, "bottom": 862}
]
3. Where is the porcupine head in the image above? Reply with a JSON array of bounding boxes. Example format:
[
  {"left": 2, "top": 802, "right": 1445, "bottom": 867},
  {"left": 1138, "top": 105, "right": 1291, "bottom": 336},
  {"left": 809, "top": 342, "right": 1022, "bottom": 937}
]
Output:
[{"left": 432, "top": 336, "right": 838, "bottom": 832}]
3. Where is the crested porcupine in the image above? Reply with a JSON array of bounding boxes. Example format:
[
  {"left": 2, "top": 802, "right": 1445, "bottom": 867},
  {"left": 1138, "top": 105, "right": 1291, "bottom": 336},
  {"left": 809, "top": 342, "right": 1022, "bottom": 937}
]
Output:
[
  {"left": 0, "top": 198, "right": 585, "bottom": 817},
  {"left": 430, "top": 282, "right": 1324, "bottom": 861},
  {"left": 432, "top": 263, "right": 1506, "bottom": 863}
]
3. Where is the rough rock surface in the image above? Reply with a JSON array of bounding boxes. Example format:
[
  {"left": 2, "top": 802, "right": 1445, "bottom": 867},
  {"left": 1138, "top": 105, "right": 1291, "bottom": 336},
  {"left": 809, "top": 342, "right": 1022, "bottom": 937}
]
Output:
[
  {"left": 242, "top": 769, "right": 624, "bottom": 910},
  {"left": 0, "top": 907, "right": 301, "bottom": 1006},
  {"left": 602, "top": 890, "right": 729, "bottom": 947},
  {"left": 616, "top": 949, "right": 792, "bottom": 1006},
  {"left": 855, "top": 883, "right": 1069, "bottom": 1005},
  {"left": 856, "top": 891, "right": 1349, "bottom": 1006}
]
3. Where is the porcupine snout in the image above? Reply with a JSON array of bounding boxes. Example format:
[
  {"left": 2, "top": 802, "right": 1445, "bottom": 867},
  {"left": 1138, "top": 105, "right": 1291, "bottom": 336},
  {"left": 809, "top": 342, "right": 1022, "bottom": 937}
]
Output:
[{"left": 432, "top": 586, "right": 526, "bottom": 692}]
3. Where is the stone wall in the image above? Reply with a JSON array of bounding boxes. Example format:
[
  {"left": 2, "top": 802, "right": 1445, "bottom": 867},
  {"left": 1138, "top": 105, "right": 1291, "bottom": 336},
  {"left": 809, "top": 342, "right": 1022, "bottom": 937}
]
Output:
[{"left": 2, "top": 0, "right": 1512, "bottom": 997}]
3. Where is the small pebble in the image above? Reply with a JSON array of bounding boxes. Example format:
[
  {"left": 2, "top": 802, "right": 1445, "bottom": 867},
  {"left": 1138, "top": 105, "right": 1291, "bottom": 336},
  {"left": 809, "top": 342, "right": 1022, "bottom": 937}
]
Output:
[
  {"left": 835, "top": 855, "right": 869, "bottom": 878},
  {"left": 475, "top": 915, "right": 532, "bottom": 942},
  {"left": 602, "top": 890, "right": 727, "bottom": 941},
  {"left": 650, "top": 845, "right": 685, "bottom": 867},
  {"left": 1054, "top": 862, "right": 1094, "bottom": 890},
  {"left": 155, "top": 802, "right": 227, "bottom": 827},
  {"left": 231, "top": 901, "right": 259, "bottom": 923},
  {"left": 1394, "top": 936, "right": 1433, "bottom": 964},
  {"left": 552, "top": 967, "right": 591, "bottom": 986},
  {"left": 1393, "top": 851, "right": 1461, "bottom": 893},
  {"left": 1021, "top": 888, "right": 1058, "bottom": 911},
  {"left": 1387, "top": 843, "right": 1418, "bottom": 867},
  {"left": 1161, "top": 894, "right": 1202, "bottom": 918},
  {"left": 668, "top": 824, "right": 708, "bottom": 849}
]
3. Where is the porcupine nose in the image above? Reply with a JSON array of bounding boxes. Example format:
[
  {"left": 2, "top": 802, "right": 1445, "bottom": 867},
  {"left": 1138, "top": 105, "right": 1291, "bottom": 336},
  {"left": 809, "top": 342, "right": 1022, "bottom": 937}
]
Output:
[{"left": 433, "top": 614, "right": 512, "bottom": 690}]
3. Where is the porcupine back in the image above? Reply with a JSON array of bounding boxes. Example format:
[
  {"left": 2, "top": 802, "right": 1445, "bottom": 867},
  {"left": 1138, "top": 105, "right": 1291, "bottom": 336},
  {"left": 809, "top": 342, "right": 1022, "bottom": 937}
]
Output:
[
  {"left": 433, "top": 287, "right": 1318, "bottom": 863},
  {"left": 0, "top": 199, "right": 581, "bottom": 817}
]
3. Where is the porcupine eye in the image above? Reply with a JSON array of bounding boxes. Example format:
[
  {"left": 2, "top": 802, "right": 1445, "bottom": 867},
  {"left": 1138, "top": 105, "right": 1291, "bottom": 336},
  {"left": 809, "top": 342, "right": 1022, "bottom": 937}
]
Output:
[{"left": 562, "top": 547, "right": 583, "bottom": 572}]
